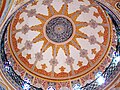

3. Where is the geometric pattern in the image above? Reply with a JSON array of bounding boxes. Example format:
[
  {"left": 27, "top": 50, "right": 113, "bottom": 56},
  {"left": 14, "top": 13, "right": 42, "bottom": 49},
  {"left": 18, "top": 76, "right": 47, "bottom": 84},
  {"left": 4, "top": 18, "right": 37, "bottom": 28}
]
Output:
[
  {"left": 0, "top": 0, "right": 120, "bottom": 90},
  {"left": 8, "top": 0, "right": 112, "bottom": 81}
]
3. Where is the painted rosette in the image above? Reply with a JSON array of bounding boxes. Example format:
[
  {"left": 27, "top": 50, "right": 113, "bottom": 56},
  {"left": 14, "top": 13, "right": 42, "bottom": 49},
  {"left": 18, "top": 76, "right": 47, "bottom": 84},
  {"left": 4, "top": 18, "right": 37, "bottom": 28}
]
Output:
[{"left": 7, "top": 0, "right": 113, "bottom": 81}]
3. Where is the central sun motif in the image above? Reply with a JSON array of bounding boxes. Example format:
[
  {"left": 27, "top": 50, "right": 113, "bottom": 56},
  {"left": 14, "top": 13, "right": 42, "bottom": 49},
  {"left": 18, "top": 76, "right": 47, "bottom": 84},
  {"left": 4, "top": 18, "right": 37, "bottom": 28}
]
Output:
[{"left": 30, "top": 3, "right": 88, "bottom": 56}]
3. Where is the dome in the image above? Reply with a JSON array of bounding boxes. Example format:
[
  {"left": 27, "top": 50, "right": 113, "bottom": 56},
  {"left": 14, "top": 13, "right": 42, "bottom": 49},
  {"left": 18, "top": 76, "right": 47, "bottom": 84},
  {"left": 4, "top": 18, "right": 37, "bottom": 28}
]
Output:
[{"left": 0, "top": 0, "right": 120, "bottom": 90}]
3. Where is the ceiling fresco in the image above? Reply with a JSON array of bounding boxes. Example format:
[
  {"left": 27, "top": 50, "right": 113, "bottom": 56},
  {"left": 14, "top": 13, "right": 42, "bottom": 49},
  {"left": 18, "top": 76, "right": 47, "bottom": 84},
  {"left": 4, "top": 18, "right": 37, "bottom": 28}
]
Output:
[{"left": 0, "top": 0, "right": 120, "bottom": 90}]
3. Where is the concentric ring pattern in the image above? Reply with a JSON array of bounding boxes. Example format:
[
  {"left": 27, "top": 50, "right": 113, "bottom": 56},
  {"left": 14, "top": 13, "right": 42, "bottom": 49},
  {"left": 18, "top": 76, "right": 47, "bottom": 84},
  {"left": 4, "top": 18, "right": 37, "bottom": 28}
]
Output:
[{"left": 7, "top": 0, "right": 113, "bottom": 81}]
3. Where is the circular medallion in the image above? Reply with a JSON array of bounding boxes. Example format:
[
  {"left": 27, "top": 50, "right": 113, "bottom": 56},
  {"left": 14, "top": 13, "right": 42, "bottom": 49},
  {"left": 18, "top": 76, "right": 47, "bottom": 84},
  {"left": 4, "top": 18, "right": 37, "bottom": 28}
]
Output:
[
  {"left": 44, "top": 15, "right": 75, "bottom": 45},
  {"left": 7, "top": 0, "right": 113, "bottom": 81}
]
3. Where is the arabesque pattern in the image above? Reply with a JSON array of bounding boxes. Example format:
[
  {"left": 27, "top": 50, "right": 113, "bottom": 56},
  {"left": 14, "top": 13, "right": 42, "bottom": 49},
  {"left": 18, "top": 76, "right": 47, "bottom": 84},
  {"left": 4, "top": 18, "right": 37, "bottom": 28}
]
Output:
[{"left": 8, "top": 0, "right": 112, "bottom": 81}]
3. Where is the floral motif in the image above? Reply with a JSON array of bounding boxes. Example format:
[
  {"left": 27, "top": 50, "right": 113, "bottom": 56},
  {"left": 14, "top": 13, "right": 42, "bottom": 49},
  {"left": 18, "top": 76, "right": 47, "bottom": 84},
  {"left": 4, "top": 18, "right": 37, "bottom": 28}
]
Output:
[
  {"left": 26, "top": 54, "right": 31, "bottom": 59},
  {"left": 79, "top": 5, "right": 89, "bottom": 13},
  {"left": 63, "top": 0, "right": 73, "bottom": 4},
  {"left": 27, "top": 9, "right": 36, "bottom": 17},
  {"left": 77, "top": 61, "right": 83, "bottom": 67},
  {"left": 93, "top": 12, "right": 99, "bottom": 18},
  {"left": 91, "top": 48, "right": 97, "bottom": 54},
  {"left": 25, "top": 41, "right": 32, "bottom": 50},
  {"left": 41, "top": 64, "right": 47, "bottom": 69},
  {"left": 66, "top": 56, "right": 74, "bottom": 65},
  {"left": 21, "top": 24, "right": 29, "bottom": 34},
  {"left": 49, "top": 58, "right": 58, "bottom": 66},
  {"left": 8, "top": 0, "right": 111, "bottom": 81},
  {"left": 59, "top": 66, "right": 65, "bottom": 72},
  {"left": 98, "top": 31, "right": 104, "bottom": 37},
  {"left": 17, "top": 37, "right": 22, "bottom": 43},
  {"left": 42, "top": 0, "right": 53, "bottom": 5},
  {"left": 80, "top": 49, "right": 88, "bottom": 58},
  {"left": 88, "top": 35, "right": 96, "bottom": 45},
  {"left": 89, "top": 19, "right": 98, "bottom": 29},
  {"left": 35, "top": 52, "right": 43, "bottom": 61},
  {"left": 19, "top": 18, "right": 24, "bottom": 24}
]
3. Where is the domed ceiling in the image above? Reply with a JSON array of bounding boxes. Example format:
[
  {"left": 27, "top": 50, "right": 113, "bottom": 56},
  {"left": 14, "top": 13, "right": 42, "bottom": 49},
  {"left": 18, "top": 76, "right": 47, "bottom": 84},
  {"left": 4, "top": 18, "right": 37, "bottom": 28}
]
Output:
[
  {"left": 0, "top": 0, "right": 120, "bottom": 90},
  {"left": 9, "top": 0, "right": 112, "bottom": 80}
]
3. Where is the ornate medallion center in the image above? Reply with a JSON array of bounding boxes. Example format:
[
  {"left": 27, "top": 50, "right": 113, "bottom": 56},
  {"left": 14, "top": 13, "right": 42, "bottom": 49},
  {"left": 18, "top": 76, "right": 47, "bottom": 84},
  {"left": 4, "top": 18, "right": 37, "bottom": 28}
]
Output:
[{"left": 44, "top": 16, "right": 74, "bottom": 44}]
